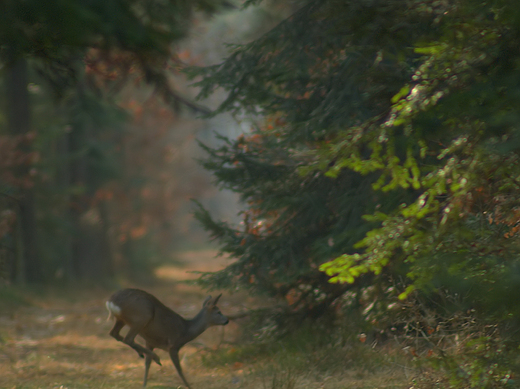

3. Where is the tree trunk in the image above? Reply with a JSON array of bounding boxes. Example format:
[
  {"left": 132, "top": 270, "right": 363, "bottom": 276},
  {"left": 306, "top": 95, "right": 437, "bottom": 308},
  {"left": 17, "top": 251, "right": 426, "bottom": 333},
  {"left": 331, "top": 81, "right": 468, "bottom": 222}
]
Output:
[
  {"left": 5, "top": 56, "right": 43, "bottom": 283},
  {"left": 56, "top": 133, "right": 76, "bottom": 281},
  {"left": 67, "top": 88, "right": 113, "bottom": 282},
  {"left": 68, "top": 119, "right": 91, "bottom": 280}
]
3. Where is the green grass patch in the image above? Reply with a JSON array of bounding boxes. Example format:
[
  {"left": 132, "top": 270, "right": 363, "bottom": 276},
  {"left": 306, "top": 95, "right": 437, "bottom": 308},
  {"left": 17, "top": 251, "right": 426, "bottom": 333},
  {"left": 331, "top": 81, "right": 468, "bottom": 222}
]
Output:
[
  {"left": 202, "top": 323, "right": 408, "bottom": 388},
  {"left": 0, "top": 285, "right": 30, "bottom": 312}
]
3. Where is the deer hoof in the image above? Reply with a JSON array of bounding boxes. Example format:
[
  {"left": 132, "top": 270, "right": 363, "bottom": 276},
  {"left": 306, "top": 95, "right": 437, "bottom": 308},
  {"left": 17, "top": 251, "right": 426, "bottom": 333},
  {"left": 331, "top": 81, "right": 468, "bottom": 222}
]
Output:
[{"left": 152, "top": 352, "right": 161, "bottom": 366}]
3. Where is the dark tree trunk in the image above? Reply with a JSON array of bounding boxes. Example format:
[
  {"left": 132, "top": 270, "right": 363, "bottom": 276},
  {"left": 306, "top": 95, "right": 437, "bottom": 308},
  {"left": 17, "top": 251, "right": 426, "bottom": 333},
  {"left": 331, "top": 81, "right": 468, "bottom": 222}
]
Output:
[
  {"left": 56, "top": 133, "right": 76, "bottom": 281},
  {"left": 5, "top": 56, "right": 43, "bottom": 283},
  {"left": 98, "top": 200, "right": 115, "bottom": 278},
  {"left": 67, "top": 89, "right": 113, "bottom": 282},
  {"left": 67, "top": 118, "right": 100, "bottom": 281}
]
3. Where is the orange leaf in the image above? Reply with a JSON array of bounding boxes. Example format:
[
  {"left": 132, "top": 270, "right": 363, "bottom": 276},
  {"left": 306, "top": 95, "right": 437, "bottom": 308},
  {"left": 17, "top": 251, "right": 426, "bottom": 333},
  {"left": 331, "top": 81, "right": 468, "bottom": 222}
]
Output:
[
  {"left": 286, "top": 290, "right": 298, "bottom": 305},
  {"left": 178, "top": 50, "right": 191, "bottom": 60},
  {"left": 130, "top": 226, "right": 147, "bottom": 239}
]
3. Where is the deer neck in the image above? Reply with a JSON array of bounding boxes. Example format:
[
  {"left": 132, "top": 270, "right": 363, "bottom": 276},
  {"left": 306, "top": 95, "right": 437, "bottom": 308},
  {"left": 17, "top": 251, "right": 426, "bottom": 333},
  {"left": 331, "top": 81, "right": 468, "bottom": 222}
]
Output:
[{"left": 185, "top": 309, "right": 209, "bottom": 342}]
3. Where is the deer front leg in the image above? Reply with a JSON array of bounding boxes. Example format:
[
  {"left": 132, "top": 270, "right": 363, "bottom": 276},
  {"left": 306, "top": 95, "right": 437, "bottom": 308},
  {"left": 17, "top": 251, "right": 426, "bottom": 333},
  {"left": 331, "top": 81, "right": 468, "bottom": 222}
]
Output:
[
  {"left": 169, "top": 348, "right": 191, "bottom": 389},
  {"left": 143, "top": 344, "right": 154, "bottom": 388}
]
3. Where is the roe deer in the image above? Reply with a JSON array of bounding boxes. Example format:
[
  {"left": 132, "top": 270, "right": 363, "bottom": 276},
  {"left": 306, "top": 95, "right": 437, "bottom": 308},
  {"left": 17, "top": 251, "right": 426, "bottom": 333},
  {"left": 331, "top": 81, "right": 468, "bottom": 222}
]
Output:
[{"left": 106, "top": 288, "right": 229, "bottom": 388}]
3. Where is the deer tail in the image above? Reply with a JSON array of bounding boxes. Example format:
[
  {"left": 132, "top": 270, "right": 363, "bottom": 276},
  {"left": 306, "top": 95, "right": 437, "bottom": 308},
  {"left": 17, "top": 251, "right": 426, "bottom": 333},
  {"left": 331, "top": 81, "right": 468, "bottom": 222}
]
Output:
[{"left": 106, "top": 301, "right": 113, "bottom": 321}]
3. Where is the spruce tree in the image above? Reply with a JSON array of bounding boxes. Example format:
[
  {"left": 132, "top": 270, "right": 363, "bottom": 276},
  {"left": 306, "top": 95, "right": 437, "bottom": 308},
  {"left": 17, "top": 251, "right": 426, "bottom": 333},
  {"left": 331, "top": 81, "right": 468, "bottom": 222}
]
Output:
[
  {"left": 191, "top": 0, "right": 434, "bottom": 319},
  {"left": 194, "top": 0, "right": 520, "bottom": 310},
  {"left": 194, "top": 0, "right": 520, "bottom": 383}
]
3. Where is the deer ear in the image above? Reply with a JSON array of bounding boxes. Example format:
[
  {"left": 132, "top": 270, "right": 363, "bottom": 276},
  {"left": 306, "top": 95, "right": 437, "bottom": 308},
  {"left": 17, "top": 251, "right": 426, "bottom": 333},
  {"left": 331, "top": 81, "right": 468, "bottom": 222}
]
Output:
[
  {"left": 213, "top": 293, "right": 222, "bottom": 305},
  {"left": 203, "top": 296, "right": 212, "bottom": 307}
]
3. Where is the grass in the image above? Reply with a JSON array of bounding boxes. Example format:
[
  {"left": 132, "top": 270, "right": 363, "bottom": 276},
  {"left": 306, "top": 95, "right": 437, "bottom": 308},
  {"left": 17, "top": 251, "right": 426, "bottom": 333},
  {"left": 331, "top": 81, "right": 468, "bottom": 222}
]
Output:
[
  {"left": 0, "top": 300, "right": 410, "bottom": 389},
  {"left": 200, "top": 322, "right": 409, "bottom": 389},
  {"left": 0, "top": 251, "right": 413, "bottom": 389},
  {"left": 0, "top": 285, "right": 30, "bottom": 312}
]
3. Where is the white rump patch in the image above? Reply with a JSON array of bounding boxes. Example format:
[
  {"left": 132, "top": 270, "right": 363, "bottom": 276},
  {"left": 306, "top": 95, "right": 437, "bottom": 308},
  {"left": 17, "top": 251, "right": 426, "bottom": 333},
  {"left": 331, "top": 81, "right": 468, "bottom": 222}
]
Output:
[{"left": 106, "top": 301, "right": 122, "bottom": 317}]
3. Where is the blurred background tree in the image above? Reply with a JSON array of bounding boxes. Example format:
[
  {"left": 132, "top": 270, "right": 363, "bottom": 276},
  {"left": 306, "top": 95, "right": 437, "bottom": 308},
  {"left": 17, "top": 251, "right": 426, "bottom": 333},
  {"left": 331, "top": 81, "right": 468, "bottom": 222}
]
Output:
[{"left": 0, "top": 0, "right": 235, "bottom": 284}]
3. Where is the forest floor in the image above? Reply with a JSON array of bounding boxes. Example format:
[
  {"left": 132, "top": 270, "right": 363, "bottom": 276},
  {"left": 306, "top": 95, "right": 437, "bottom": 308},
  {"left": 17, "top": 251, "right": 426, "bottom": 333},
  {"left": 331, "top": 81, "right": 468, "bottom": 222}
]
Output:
[{"left": 0, "top": 250, "right": 411, "bottom": 389}]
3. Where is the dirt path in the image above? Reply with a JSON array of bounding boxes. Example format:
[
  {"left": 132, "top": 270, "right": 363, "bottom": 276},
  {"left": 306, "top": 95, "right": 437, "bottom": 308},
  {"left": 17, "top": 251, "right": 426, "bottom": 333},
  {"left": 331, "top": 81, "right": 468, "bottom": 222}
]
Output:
[
  {"left": 0, "top": 250, "right": 253, "bottom": 389},
  {"left": 0, "top": 251, "right": 410, "bottom": 389}
]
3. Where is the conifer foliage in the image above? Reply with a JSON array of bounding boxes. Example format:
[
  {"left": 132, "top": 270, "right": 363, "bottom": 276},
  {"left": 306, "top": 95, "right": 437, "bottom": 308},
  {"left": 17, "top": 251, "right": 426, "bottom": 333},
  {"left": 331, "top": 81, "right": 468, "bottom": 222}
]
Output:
[
  {"left": 194, "top": 0, "right": 519, "bottom": 324},
  {"left": 191, "top": 0, "right": 433, "bottom": 315},
  {"left": 194, "top": 0, "right": 520, "bottom": 384}
]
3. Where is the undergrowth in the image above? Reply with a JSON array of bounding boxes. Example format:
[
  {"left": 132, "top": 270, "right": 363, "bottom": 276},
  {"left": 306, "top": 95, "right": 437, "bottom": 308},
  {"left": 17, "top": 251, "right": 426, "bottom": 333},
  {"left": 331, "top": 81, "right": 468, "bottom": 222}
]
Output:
[
  {"left": 0, "top": 285, "right": 30, "bottom": 312},
  {"left": 202, "top": 321, "right": 408, "bottom": 388}
]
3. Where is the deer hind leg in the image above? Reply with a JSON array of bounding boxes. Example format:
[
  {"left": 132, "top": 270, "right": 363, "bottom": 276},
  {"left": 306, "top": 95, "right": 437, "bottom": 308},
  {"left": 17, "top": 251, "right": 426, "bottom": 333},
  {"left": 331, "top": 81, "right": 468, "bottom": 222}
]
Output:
[
  {"left": 143, "top": 343, "right": 154, "bottom": 388},
  {"left": 169, "top": 348, "right": 191, "bottom": 389},
  {"left": 110, "top": 319, "right": 150, "bottom": 360},
  {"left": 123, "top": 324, "right": 162, "bottom": 366},
  {"left": 109, "top": 319, "right": 125, "bottom": 341}
]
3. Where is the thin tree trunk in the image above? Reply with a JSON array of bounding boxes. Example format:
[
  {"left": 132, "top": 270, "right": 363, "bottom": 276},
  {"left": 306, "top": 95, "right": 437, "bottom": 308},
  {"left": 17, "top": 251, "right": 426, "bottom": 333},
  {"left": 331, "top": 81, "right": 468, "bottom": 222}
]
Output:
[
  {"left": 68, "top": 88, "right": 114, "bottom": 282},
  {"left": 98, "top": 200, "right": 115, "bottom": 278},
  {"left": 68, "top": 118, "right": 89, "bottom": 280},
  {"left": 5, "top": 56, "right": 42, "bottom": 283},
  {"left": 56, "top": 133, "right": 76, "bottom": 281},
  {"left": 14, "top": 201, "right": 26, "bottom": 284}
]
